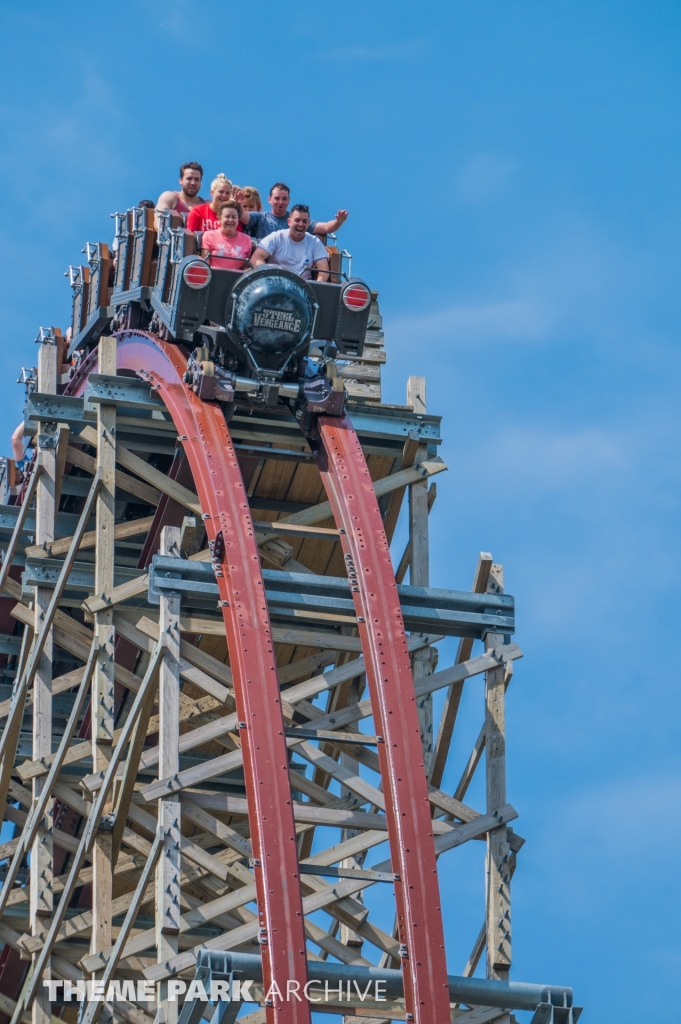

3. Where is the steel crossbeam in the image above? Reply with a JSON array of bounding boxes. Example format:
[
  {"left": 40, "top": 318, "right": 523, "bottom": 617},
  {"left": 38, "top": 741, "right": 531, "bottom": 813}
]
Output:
[
  {"left": 24, "top": 381, "right": 442, "bottom": 454},
  {"left": 146, "top": 557, "right": 515, "bottom": 636}
]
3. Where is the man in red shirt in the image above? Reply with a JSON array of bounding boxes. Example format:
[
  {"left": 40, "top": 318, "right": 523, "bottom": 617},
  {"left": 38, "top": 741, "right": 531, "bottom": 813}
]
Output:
[{"left": 156, "top": 162, "right": 205, "bottom": 226}]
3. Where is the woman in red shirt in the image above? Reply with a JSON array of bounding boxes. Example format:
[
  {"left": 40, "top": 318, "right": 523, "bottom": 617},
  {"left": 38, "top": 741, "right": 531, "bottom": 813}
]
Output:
[
  {"left": 201, "top": 202, "right": 254, "bottom": 270},
  {"left": 187, "top": 174, "right": 244, "bottom": 236}
]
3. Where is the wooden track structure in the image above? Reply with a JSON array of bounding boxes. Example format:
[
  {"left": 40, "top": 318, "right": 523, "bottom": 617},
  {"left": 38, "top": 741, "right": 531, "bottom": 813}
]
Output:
[{"left": 0, "top": 281, "right": 529, "bottom": 1024}]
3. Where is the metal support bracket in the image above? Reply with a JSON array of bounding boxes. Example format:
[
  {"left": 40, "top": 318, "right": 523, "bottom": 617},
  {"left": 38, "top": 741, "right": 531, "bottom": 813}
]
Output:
[
  {"left": 84, "top": 373, "right": 166, "bottom": 412},
  {"left": 147, "top": 556, "right": 515, "bottom": 637}
]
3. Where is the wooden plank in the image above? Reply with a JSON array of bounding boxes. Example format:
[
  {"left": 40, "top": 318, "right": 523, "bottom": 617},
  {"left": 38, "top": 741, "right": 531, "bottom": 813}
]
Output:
[
  {"left": 253, "top": 521, "right": 339, "bottom": 542},
  {"left": 79, "top": 831, "right": 163, "bottom": 1024},
  {"left": 485, "top": 567, "right": 511, "bottom": 980},
  {"left": 136, "top": 634, "right": 441, "bottom": 800},
  {"left": 0, "top": 458, "right": 44, "bottom": 593},
  {"left": 407, "top": 380, "right": 434, "bottom": 776},
  {"left": 82, "top": 546, "right": 211, "bottom": 615},
  {"left": 83, "top": 640, "right": 165, "bottom": 852},
  {"left": 82, "top": 572, "right": 148, "bottom": 614},
  {"left": 8, "top": 596, "right": 145, "bottom": 697},
  {"left": 180, "top": 792, "right": 390, "bottom": 832},
  {"left": 79, "top": 424, "right": 201, "bottom": 515},
  {"left": 462, "top": 923, "right": 486, "bottom": 979},
  {"left": 394, "top": 482, "right": 436, "bottom": 585},
  {"left": 31, "top": 338, "right": 57, "bottom": 1024},
  {"left": 53, "top": 423, "right": 70, "bottom": 508},
  {"left": 91, "top": 334, "right": 117, "bottom": 960},
  {"left": 155, "top": 527, "right": 181, "bottom": 1024},
  {"left": 118, "top": 612, "right": 367, "bottom": 651},
  {"left": 277, "top": 457, "right": 447, "bottom": 528},
  {"left": 64, "top": 443, "right": 161, "bottom": 506},
  {"left": 25, "top": 515, "right": 155, "bottom": 559},
  {"left": 382, "top": 436, "right": 419, "bottom": 545},
  {"left": 453, "top": 724, "right": 486, "bottom": 803},
  {"left": 429, "top": 553, "right": 494, "bottom": 788},
  {"left": 0, "top": 627, "right": 32, "bottom": 820},
  {"left": 135, "top": 615, "right": 232, "bottom": 688},
  {"left": 115, "top": 614, "right": 232, "bottom": 704},
  {"left": 0, "top": 640, "right": 97, "bottom": 919}
]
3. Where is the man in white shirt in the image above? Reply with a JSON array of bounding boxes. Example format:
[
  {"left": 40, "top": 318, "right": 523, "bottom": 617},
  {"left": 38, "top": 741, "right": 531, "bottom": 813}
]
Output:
[{"left": 250, "top": 206, "right": 330, "bottom": 281}]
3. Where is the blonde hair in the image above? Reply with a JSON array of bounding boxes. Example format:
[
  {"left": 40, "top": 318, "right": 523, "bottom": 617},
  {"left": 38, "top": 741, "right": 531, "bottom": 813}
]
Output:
[
  {"left": 241, "top": 186, "right": 262, "bottom": 211},
  {"left": 210, "top": 173, "right": 232, "bottom": 194}
]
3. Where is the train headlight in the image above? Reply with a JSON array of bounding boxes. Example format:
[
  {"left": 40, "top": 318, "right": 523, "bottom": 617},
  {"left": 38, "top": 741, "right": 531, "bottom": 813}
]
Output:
[
  {"left": 342, "top": 282, "right": 371, "bottom": 312},
  {"left": 183, "top": 261, "right": 212, "bottom": 290}
]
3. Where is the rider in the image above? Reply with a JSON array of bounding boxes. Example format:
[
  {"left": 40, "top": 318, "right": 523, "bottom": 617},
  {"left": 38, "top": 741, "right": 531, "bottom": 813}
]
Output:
[
  {"left": 155, "top": 162, "right": 206, "bottom": 225},
  {"left": 235, "top": 182, "right": 348, "bottom": 241},
  {"left": 186, "top": 174, "right": 245, "bottom": 238},
  {"left": 201, "top": 202, "right": 254, "bottom": 269},
  {"left": 250, "top": 205, "right": 330, "bottom": 281}
]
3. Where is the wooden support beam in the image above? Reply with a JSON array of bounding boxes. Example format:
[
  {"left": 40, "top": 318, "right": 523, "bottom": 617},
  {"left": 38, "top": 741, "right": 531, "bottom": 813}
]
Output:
[
  {"left": 25, "top": 515, "right": 155, "bottom": 560},
  {"left": 429, "top": 553, "right": 494, "bottom": 788},
  {"left": 484, "top": 567, "right": 512, "bottom": 981},
  {"left": 135, "top": 637, "right": 509, "bottom": 802},
  {"left": 32, "top": 337, "right": 57, "bottom": 1024},
  {"left": 64, "top": 443, "right": 161, "bottom": 507},
  {"left": 0, "top": 458, "right": 43, "bottom": 593},
  {"left": 142, "top": 802, "right": 516, "bottom": 984},
  {"left": 79, "top": 424, "right": 201, "bottom": 515},
  {"left": 118, "top": 612, "right": 367, "bottom": 653},
  {"left": 0, "top": 640, "right": 97, "bottom": 919},
  {"left": 0, "top": 626, "right": 32, "bottom": 819},
  {"left": 394, "top": 482, "right": 436, "bottom": 584},
  {"left": 275, "top": 457, "right": 447, "bottom": 529},
  {"left": 79, "top": 832, "right": 164, "bottom": 1024},
  {"left": 19, "top": 639, "right": 166, "bottom": 1008},
  {"left": 52, "top": 424, "right": 70, "bottom": 509},
  {"left": 407, "top": 377, "right": 434, "bottom": 775},
  {"left": 91, "top": 334, "right": 117, "bottom": 963},
  {"left": 81, "top": 462, "right": 446, "bottom": 616},
  {"left": 382, "top": 432, "right": 420, "bottom": 545},
  {"left": 156, "top": 527, "right": 181, "bottom": 1024}
]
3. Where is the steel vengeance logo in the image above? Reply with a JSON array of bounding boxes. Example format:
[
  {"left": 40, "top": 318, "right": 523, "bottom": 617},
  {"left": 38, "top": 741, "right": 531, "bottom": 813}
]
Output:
[{"left": 252, "top": 308, "right": 301, "bottom": 333}]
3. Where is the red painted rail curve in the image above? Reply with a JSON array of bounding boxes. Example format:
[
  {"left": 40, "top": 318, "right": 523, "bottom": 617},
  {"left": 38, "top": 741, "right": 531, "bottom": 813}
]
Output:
[{"left": 79, "top": 330, "right": 449, "bottom": 1024}]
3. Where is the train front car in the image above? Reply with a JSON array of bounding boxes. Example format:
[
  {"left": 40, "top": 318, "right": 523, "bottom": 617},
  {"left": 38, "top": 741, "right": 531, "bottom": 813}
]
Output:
[{"left": 149, "top": 229, "right": 372, "bottom": 426}]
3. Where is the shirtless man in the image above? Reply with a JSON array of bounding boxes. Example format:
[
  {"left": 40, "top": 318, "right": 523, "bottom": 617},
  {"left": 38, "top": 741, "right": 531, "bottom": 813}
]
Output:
[{"left": 155, "top": 162, "right": 206, "bottom": 226}]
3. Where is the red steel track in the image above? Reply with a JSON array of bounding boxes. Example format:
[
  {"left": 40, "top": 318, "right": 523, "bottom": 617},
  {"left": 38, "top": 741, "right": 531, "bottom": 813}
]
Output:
[
  {"left": 64, "top": 331, "right": 450, "bottom": 1023},
  {"left": 313, "top": 415, "right": 451, "bottom": 1024},
  {"left": 109, "top": 331, "right": 310, "bottom": 1024}
]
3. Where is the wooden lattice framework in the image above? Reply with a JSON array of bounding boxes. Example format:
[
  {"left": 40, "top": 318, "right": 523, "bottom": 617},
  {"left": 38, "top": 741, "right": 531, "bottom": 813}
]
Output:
[{"left": 0, "top": 284, "right": 533, "bottom": 1024}]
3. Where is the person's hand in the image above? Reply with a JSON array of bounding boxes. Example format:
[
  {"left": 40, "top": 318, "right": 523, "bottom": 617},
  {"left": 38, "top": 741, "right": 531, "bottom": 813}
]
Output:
[
  {"left": 232, "top": 186, "right": 247, "bottom": 203},
  {"left": 335, "top": 209, "right": 349, "bottom": 225}
]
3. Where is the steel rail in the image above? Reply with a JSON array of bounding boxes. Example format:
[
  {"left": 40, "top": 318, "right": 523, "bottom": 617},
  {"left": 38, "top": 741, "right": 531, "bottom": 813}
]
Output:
[
  {"left": 109, "top": 330, "right": 310, "bottom": 1024},
  {"left": 310, "top": 412, "right": 451, "bottom": 1024}
]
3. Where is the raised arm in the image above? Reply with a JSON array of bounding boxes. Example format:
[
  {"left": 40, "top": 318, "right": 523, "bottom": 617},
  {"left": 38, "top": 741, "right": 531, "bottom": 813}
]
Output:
[
  {"left": 231, "top": 187, "right": 253, "bottom": 225},
  {"left": 313, "top": 256, "right": 330, "bottom": 282},
  {"left": 312, "top": 209, "right": 349, "bottom": 236},
  {"left": 250, "top": 245, "right": 271, "bottom": 268}
]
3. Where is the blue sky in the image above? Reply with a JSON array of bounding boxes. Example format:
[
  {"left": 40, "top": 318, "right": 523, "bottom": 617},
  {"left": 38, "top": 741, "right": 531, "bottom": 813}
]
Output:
[{"left": 1, "top": 1, "right": 680, "bottom": 1020}]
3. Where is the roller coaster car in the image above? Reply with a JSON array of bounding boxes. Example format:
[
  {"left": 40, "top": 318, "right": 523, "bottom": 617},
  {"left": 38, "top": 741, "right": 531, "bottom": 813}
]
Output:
[
  {"left": 69, "top": 207, "right": 373, "bottom": 428},
  {"left": 156, "top": 254, "right": 372, "bottom": 426}
]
